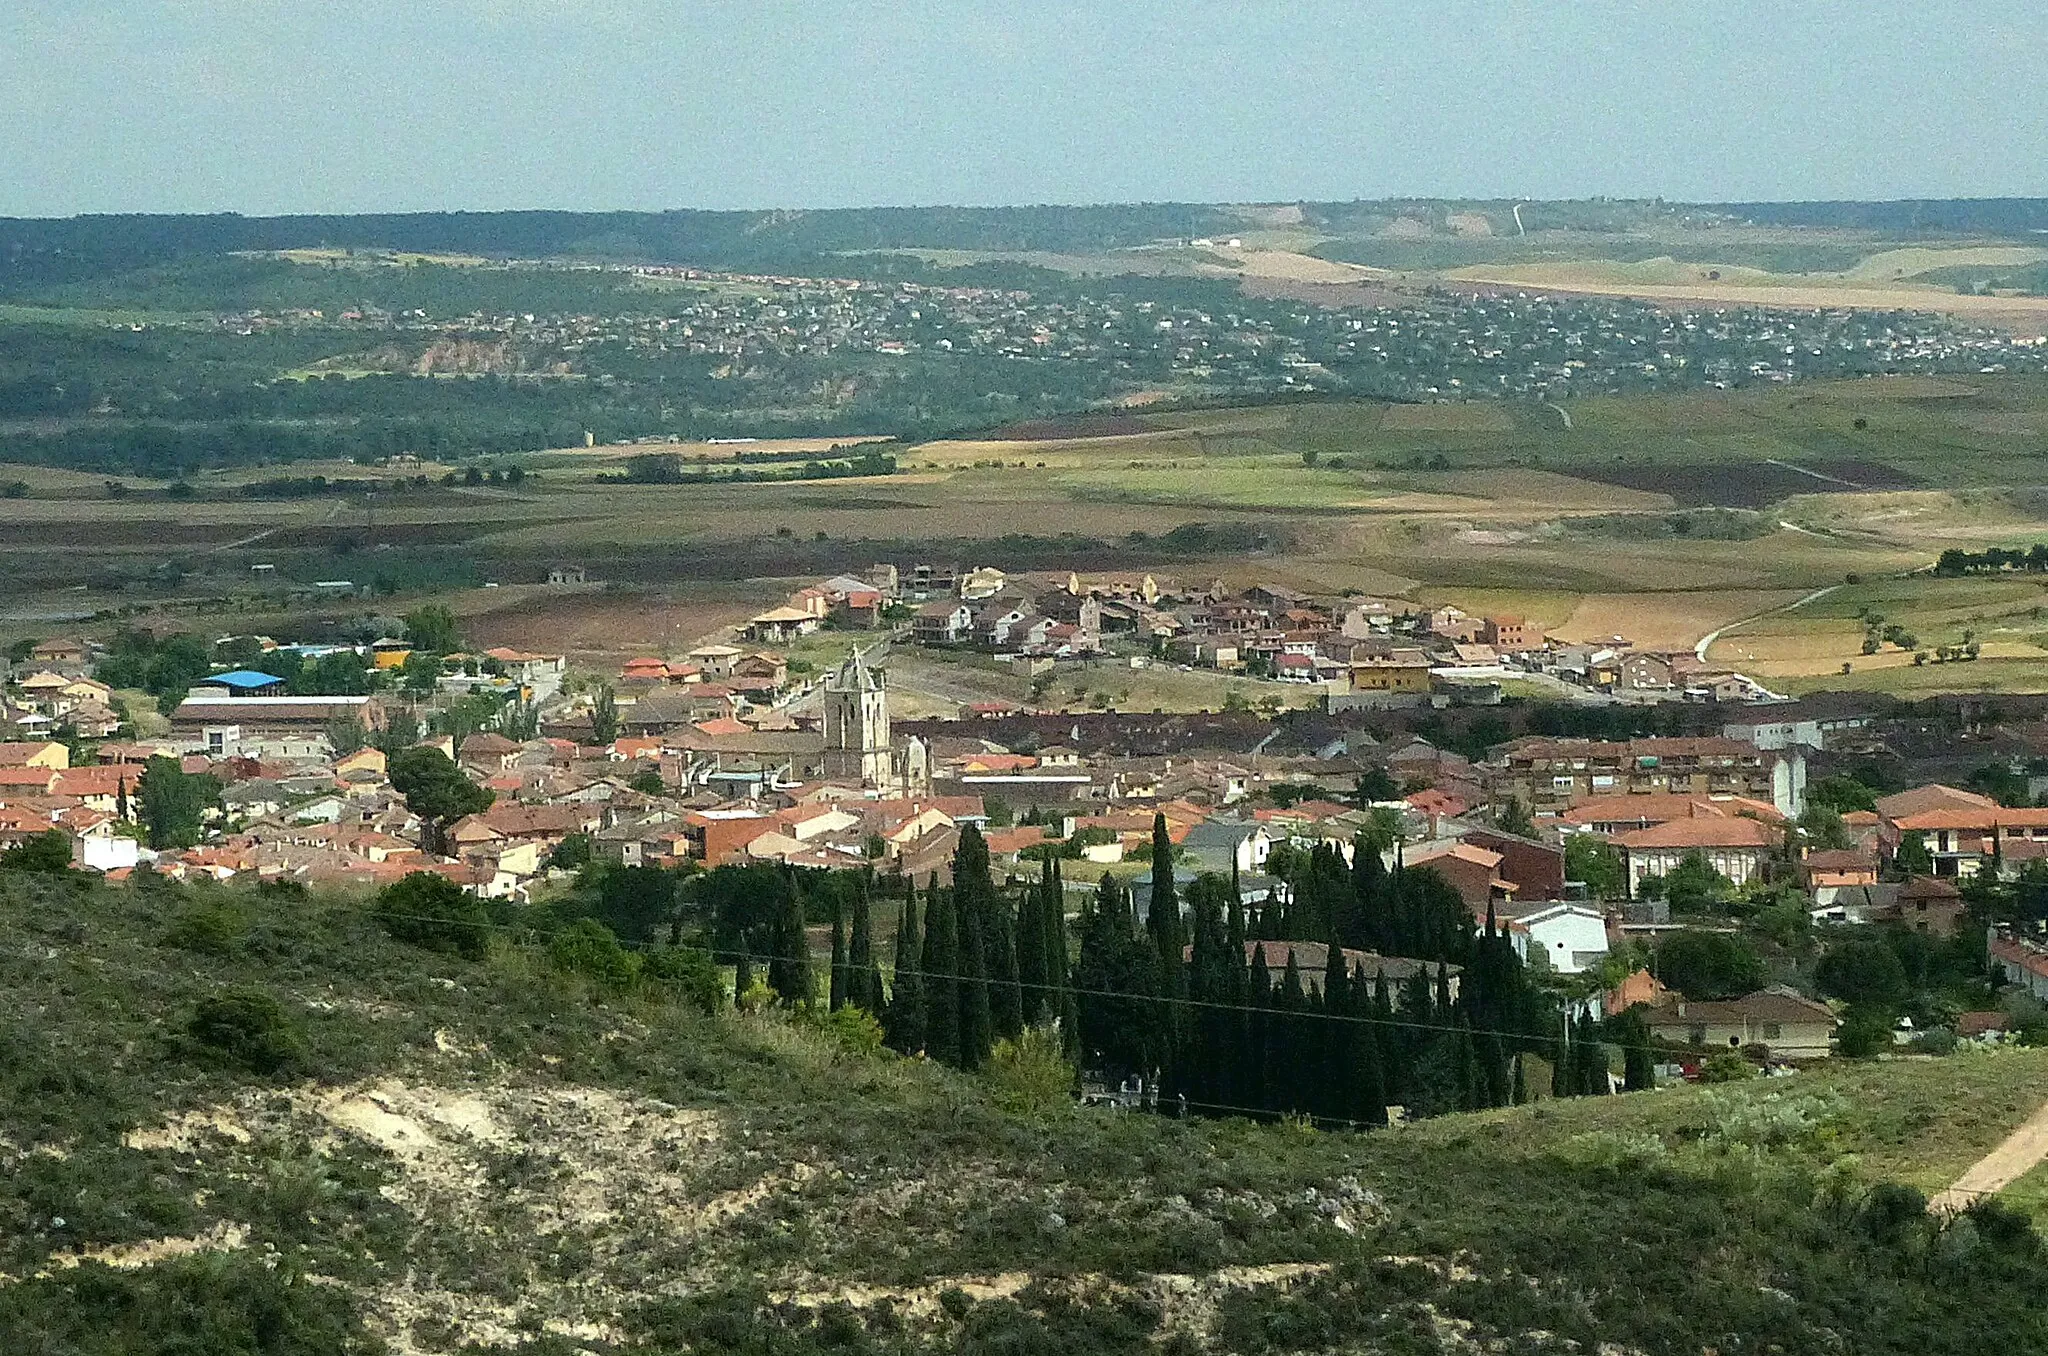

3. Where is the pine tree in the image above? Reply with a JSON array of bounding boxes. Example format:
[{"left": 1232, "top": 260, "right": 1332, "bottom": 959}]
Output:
[
  {"left": 883, "top": 883, "right": 924, "bottom": 1053},
  {"left": 922, "top": 878, "right": 961, "bottom": 1067},
  {"left": 828, "top": 891, "right": 848, "bottom": 1011}
]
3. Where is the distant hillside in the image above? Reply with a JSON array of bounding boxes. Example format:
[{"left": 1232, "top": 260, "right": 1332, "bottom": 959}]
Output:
[
  {"left": 7, "top": 198, "right": 2045, "bottom": 287},
  {"left": 4, "top": 867, "right": 2047, "bottom": 1354}
]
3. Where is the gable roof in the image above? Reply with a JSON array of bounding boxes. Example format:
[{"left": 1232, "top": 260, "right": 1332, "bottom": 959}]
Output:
[
  {"left": 1874, "top": 784, "right": 1997, "bottom": 821},
  {"left": 1615, "top": 816, "right": 1782, "bottom": 850}
]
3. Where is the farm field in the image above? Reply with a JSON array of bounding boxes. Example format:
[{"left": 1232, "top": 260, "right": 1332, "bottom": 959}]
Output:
[
  {"left": 1709, "top": 575, "right": 2048, "bottom": 690},
  {"left": 10, "top": 374, "right": 2048, "bottom": 694}
]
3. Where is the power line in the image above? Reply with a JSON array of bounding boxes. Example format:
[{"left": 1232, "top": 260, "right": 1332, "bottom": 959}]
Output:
[{"left": 348, "top": 904, "right": 1677, "bottom": 1057}]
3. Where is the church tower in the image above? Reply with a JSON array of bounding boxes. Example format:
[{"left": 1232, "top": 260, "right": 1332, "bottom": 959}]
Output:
[{"left": 822, "top": 648, "right": 891, "bottom": 785}]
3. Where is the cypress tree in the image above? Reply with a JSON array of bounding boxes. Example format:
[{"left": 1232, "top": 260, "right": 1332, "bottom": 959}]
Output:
[
  {"left": 1370, "top": 968, "right": 1398, "bottom": 1108},
  {"left": 1319, "top": 936, "right": 1353, "bottom": 1125},
  {"left": 1273, "top": 950, "right": 1308, "bottom": 1120},
  {"left": 1476, "top": 1027, "right": 1510, "bottom": 1110},
  {"left": 1016, "top": 858, "right": 1050, "bottom": 1026},
  {"left": 1511, "top": 1052, "right": 1529, "bottom": 1105},
  {"left": 767, "top": 872, "right": 810, "bottom": 1006},
  {"left": 922, "top": 878, "right": 961, "bottom": 1067},
  {"left": 828, "top": 890, "right": 848, "bottom": 1011},
  {"left": 883, "top": 883, "right": 923, "bottom": 1053},
  {"left": 1349, "top": 831, "right": 1387, "bottom": 951},
  {"left": 1047, "top": 858, "right": 1078, "bottom": 1056},
  {"left": 1247, "top": 942, "right": 1273, "bottom": 1117},
  {"left": 732, "top": 951, "right": 753, "bottom": 1008},
  {"left": 849, "top": 871, "right": 881, "bottom": 1015},
  {"left": 1146, "top": 815, "right": 1187, "bottom": 1097},
  {"left": 957, "top": 882, "right": 994, "bottom": 1071}
]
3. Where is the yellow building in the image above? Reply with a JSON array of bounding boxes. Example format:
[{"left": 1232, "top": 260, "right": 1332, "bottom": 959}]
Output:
[{"left": 1349, "top": 656, "right": 1433, "bottom": 693}]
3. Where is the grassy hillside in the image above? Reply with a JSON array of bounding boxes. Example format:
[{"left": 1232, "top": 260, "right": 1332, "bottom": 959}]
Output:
[{"left": 4, "top": 867, "right": 2047, "bottom": 1355}]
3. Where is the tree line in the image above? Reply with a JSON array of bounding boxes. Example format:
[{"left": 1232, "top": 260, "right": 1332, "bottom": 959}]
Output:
[{"left": 712, "top": 815, "right": 1646, "bottom": 1125}]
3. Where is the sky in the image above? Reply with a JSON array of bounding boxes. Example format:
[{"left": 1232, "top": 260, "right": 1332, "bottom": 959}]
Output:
[{"left": 4, "top": 0, "right": 2046, "bottom": 216}]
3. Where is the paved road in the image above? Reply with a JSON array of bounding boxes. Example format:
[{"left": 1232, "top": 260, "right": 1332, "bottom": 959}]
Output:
[{"left": 1930, "top": 1096, "right": 2048, "bottom": 1215}]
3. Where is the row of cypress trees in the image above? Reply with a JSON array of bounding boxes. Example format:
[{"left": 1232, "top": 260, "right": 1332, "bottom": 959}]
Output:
[
  {"left": 871, "top": 825, "right": 1078, "bottom": 1070},
  {"left": 741, "top": 813, "right": 1650, "bottom": 1120},
  {"left": 1065, "top": 813, "right": 1639, "bottom": 1123}
]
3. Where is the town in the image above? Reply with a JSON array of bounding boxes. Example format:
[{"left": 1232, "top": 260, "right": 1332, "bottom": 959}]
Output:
[{"left": 8, "top": 558, "right": 2046, "bottom": 1089}]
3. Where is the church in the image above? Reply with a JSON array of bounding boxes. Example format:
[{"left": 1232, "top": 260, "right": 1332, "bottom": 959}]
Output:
[{"left": 820, "top": 649, "right": 928, "bottom": 793}]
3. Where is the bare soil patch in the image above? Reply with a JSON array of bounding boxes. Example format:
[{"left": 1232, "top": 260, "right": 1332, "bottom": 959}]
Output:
[
  {"left": 1572, "top": 460, "right": 1918, "bottom": 508},
  {"left": 460, "top": 587, "right": 764, "bottom": 662}
]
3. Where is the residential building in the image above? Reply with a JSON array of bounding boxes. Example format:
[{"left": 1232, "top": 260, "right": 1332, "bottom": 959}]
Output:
[
  {"left": 1642, "top": 988, "right": 1840, "bottom": 1059},
  {"left": 1613, "top": 814, "right": 1782, "bottom": 894}
]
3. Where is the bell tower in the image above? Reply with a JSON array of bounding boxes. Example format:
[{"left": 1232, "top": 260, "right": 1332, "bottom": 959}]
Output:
[{"left": 822, "top": 648, "right": 891, "bottom": 785}]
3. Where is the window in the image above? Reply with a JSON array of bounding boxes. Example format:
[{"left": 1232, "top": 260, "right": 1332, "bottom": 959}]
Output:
[
  {"left": 1689, "top": 1025, "right": 1707, "bottom": 1045},
  {"left": 1552, "top": 775, "right": 1575, "bottom": 791},
  {"left": 1763, "top": 1023, "right": 1782, "bottom": 1040}
]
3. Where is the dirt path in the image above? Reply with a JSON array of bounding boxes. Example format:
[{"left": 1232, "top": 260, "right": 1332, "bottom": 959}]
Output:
[
  {"left": 1696, "top": 583, "right": 1840, "bottom": 662},
  {"left": 1930, "top": 1097, "right": 2048, "bottom": 1214}
]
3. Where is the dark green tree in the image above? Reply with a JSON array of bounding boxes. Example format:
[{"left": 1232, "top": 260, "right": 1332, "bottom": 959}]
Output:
[
  {"left": 1815, "top": 937, "right": 1911, "bottom": 1010},
  {"left": 590, "top": 684, "right": 620, "bottom": 747},
  {"left": 138, "top": 754, "right": 222, "bottom": 850},
  {"left": 922, "top": 878, "right": 962, "bottom": 1066},
  {"left": 767, "top": 872, "right": 811, "bottom": 1006},
  {"left": 1, "top": 829, "right": 74, "bottom": 873},
  {"left": 828, "top": 889, "right": 848, "bottom": 1011},
  {"left": 402, "top": 603, "right": 461, "bottom": 654},
  {"left": 388, "top": 746, "right": 493, "bottom": 855},
  {"left": 1655, "top": 929, "right": 1765, "bottom": 1000},
  {"left": 884, "top": 882, "right": 925, "bottom": 1053},
  {"left": 374, "top": 870, "right": 489, "bottom": 959},
  {"left": 847, "top": 871, "right": 880, "bottom": 1014}
]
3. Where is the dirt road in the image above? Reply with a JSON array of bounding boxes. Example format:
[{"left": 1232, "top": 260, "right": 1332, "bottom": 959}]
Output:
[{"left": 1929, "top": 1096, "right": 2048, "bottom": 1214}]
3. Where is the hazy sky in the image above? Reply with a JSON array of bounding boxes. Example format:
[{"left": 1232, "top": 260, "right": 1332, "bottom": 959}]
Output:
[{"left": 5, "top": 0, "right": 2045, "bottom": 216}]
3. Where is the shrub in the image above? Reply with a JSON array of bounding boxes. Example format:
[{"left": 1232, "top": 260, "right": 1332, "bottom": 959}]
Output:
[
  {"left": 803, "top": 1003, "right": 887, "bottom": 1058},
  {"left": 186, "top": 988, "right": 304, "bottom": 1075},
  {"left": 163, "top": 900, "right": 247, "bottom": 957},
  {"left": 374, "top": 871, "right": 489, "bottom": 959},
  {"left": 985, "top": 1024, "right": 1076, "bottom": 1118},
  {"left": 1698, "top": 1051, "right": 1755, "bottom": 1083},
  {"left": 547, "top": 918, "right": 641, "bottom": 995},
  {"left": 0, "top": 830, "right": 74, "bottom": 874},
  {"left": 1837, "top": 1005, "right": 1895, "bottom": 1059},
  {"left": 642, "top": 945, "right": 722, "bottom": 1014}
]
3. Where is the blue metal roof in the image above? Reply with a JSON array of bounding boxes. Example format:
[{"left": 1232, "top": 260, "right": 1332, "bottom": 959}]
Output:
[{"left": 205, "top": 670, "right": 286, "bottom": 689}]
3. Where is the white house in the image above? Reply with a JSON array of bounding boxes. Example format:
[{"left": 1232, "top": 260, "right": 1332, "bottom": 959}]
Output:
[
  {"left": 75, "top": 821, "right": 141, "bottom": 872},
  {"left": 1503, "top": 903, "right": 1610, "bottom": 975}
]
